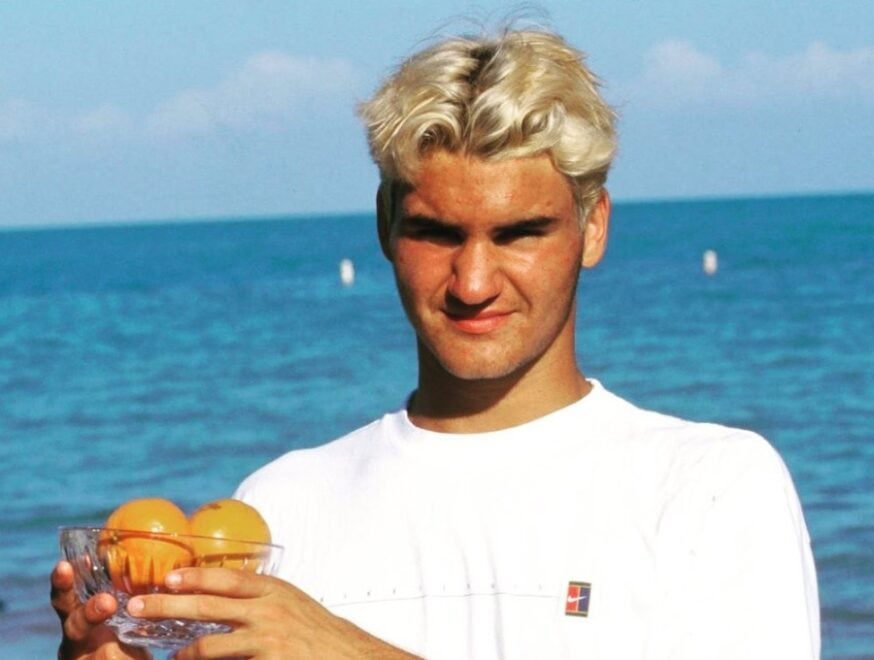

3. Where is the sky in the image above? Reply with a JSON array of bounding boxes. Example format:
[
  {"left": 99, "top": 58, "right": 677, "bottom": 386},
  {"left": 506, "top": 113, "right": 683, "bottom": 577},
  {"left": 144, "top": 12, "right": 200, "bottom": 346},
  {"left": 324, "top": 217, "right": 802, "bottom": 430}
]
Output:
[{"left": 1, "top": 0, "right": 872, "bottom": 228}]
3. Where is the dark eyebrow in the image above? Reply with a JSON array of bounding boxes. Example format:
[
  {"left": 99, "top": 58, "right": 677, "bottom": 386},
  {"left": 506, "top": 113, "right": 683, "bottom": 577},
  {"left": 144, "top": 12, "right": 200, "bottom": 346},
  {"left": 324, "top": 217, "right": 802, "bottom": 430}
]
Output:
[
  {"left": 396, "top": 214, "right": 465, "bottom": 243},
  {"left": 399, "top": 215, "right": 558, "bottom": 231},
  {"left": 399, "top": 214, "right": 454, "bottom": 229},
  {"left": 494, "top": 216, "right": 557, "bottom": 232}
]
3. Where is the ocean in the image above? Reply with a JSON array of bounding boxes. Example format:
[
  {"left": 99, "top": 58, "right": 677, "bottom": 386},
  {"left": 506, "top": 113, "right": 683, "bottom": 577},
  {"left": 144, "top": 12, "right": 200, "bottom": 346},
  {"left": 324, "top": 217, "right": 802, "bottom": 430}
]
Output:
[{"left": 1, "top": 193, "right": 871, "bottom": 658}]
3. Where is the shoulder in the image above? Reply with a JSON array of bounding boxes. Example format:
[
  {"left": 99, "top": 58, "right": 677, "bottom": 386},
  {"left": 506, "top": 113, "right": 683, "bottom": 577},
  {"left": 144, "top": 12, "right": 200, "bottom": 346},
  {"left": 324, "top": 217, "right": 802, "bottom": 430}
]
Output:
[
  {"left": 594, "top": 385, "right": 802, "bottom": 524},
  {"left": 596, "top": 384, "right": 784, "bottom": 468},
  {"left": 601, "top": 395, "right": 821, "bottom": 655},
  {"left": 235, "top": 412, "right": 400, "bottom": 498},
  {"left": 232, "top": 411, "right": 405, "bottom": 539},
  {"left": 639, "top": 419, "right": 807, "bottom": 547}
]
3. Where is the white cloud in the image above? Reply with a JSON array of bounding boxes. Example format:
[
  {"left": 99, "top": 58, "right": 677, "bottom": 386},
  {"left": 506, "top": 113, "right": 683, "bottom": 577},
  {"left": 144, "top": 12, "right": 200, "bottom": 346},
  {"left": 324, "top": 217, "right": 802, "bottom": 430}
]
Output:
[
  {"left": 622, "top": 40, "right": 874, "bottom": 110},
  {"left": 73, "top": 103, "right": 134, "bottom": 137},
  {"left": 0, "top": 50, "right": 357, "bottom": 144},
  {"left": 743, "top": 41, "right": 874, "bottom": 99},
  {"left": 0, "top": 99, "right": 46, "bottom": 141},
  {"left": 147, "top": 89, "right": 215, "bottom": 137},
  {"left": 146, "top": 51, "right": 357, "bottom": 137},
  {"left": 646, "top": 40, "right": 722, "bottom": 86}
]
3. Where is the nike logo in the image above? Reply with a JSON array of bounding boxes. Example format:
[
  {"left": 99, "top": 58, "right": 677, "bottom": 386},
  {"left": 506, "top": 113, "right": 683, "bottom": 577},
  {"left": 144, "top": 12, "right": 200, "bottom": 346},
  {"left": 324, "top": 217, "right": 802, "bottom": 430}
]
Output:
[{"left": 567, "top": 594, "right": 588, "bottom": 604}]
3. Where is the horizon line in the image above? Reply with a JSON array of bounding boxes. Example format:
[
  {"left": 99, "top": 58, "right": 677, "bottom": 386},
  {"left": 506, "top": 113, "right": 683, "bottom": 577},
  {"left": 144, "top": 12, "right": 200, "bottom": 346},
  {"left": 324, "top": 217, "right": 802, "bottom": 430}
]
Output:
[{"left": 2, "top": 187, "right": 872, "bottom": 234}]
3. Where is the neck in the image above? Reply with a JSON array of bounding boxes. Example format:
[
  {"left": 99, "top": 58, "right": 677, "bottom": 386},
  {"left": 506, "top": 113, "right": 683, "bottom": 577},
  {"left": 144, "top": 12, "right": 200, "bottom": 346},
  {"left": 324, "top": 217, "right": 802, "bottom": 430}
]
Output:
[{"left": 408, "top": 344, "right": 592, "bottom": 434}]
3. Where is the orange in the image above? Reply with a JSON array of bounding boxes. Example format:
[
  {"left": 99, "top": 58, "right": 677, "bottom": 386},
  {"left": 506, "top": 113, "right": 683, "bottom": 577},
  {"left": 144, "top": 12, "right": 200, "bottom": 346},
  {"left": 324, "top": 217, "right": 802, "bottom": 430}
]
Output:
[
  {"left": 188, "top": 499, "right": 272, "bottom": 571},
  {"left": 99, "top": 497, "right": 193, "bottom": 594}
]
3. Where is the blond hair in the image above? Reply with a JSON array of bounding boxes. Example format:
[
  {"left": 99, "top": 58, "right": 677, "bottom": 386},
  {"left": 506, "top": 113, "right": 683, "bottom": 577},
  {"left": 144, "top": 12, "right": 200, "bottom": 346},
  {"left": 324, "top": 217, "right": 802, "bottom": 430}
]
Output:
[{"left": 359, "top": 29, "right": 617, "bottom": 223}]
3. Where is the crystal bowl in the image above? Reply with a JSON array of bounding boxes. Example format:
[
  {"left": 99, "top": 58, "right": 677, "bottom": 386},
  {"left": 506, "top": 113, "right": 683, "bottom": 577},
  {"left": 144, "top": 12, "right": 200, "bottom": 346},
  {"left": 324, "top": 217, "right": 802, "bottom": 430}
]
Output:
[{"left": 59, "top": 526, "right": 284, "bottom": 650}]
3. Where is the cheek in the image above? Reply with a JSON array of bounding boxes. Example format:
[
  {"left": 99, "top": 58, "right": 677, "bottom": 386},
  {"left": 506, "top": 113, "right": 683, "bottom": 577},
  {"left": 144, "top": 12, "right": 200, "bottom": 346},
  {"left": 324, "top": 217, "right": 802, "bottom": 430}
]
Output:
[
  {"left": 392, "top": 243, "right": 447, "bottom": 297},
  {"left": 505, "top": 243, "right": 583, "bottom": 292}
]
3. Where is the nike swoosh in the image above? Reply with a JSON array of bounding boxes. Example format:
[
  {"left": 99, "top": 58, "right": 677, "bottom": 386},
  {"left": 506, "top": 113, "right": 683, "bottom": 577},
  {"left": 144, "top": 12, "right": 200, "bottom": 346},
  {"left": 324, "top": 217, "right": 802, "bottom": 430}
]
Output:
[{"left": 567, "top": 595, "right": 588, "bottom": 603}]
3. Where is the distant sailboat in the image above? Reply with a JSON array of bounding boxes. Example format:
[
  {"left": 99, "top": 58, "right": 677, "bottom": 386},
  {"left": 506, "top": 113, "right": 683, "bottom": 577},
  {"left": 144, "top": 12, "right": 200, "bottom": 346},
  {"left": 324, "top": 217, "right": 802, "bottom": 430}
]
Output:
[
  {"left": 339, "top": 258, "right": 355, "bottom": 286},
  {"left": 703, "top": 249, "right": 718, "bottom": 275}
]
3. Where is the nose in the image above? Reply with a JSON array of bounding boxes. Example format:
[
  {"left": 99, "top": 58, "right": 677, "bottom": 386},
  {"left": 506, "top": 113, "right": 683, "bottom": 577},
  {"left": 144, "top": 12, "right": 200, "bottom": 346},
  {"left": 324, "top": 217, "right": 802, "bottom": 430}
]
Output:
[{"left": 447, "top": 239, "right": 501, "bottom": 306}]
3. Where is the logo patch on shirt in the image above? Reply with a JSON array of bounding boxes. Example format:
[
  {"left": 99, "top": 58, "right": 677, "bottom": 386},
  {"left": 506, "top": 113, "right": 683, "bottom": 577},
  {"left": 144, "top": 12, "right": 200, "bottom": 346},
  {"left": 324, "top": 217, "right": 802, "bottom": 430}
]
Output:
[{"left": 565, "top": 581, "right": 592, "bottom": 617}]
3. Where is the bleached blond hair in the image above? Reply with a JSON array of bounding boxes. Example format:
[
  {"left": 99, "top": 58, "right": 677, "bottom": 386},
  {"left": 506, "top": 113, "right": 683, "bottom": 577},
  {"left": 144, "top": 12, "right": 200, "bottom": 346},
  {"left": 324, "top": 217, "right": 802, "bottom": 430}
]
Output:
[{"left": 359, "top": 28, "right": 617, "bottom": 224}]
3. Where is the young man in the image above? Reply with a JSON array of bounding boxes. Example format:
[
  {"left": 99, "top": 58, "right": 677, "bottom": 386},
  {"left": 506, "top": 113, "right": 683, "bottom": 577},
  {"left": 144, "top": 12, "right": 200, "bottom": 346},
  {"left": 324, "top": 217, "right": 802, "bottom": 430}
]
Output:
[{"left": 52, "top": 29, "right": 819, "bottom": 659}]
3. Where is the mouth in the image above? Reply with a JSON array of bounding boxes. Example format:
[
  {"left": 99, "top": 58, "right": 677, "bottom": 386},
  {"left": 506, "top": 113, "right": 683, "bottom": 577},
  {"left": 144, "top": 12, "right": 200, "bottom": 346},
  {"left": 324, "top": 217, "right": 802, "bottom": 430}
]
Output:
[{"left": 444, "top": 310, "right": 511, "bottom": 335}]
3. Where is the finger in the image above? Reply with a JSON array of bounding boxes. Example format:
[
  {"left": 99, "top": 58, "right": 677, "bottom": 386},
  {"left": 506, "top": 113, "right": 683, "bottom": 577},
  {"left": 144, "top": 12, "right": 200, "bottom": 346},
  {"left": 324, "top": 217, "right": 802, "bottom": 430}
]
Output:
[
  {"left": 51, "top": 563, "right": 117, "bottom": 626},
  {"left": 164, "top": 567, "right": 274, "bottom": 598},
  {"left": 59, "top": 626, "right": 151, "bottom": 660},
  {"left": 174, "top": 631, "right": 254, "bottom": 660},
  {"left": 51, "top": 561, "right": 75, "bottom": 590},
  {"left": 63, "top": 593, "right": 118, "bottom": 642},
  {"left": 128, "top": 592, "right": 244, "bottom": 624},
  {"left": 50, "top": 561, "right": 79, "bottom": 620}
]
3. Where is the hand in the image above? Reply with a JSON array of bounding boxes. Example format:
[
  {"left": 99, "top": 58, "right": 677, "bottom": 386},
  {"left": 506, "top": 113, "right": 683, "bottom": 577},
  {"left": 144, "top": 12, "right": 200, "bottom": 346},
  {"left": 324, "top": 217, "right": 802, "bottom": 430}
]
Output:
[
  {"left": 51, "top": 561, "right": 151, "bottom": 659},
  {"left": 128, "top": 568, "right": 419, "bottom": 659}
]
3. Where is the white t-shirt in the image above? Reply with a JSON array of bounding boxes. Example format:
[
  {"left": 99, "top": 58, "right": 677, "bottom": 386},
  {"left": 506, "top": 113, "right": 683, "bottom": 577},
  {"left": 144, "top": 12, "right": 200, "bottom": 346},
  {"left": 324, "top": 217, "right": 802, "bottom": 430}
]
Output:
[{"left": 235, "top": 381, "right": 819, "bottom": 659}]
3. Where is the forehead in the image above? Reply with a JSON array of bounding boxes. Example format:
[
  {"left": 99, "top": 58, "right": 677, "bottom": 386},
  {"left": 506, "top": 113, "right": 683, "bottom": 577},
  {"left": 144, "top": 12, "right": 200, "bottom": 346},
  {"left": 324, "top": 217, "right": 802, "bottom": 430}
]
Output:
[{"left": 400, "top": 151, "right": 576, "bottom": 223}]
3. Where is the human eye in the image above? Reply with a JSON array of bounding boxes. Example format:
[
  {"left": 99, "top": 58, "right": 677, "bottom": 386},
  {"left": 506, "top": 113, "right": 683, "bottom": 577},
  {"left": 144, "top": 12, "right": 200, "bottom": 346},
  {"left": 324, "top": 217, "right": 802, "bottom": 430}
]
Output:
[
  {"left": 494, "top": 221, "right": 550, "bottom": 245},
  {"left": 401, "top": 217, "right": 463, "bottom": 244}
]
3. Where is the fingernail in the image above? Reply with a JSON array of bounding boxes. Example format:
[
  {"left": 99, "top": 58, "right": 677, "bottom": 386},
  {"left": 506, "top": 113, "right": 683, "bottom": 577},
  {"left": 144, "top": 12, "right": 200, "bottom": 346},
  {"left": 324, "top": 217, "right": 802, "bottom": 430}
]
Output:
[
  {"left": 94, "top": 600, "right": 104, "bottom": 615},
  {"left": 166, "top": 572, "right": 181, "bottom": 587},
  {"left": 128, "top": 598, "right": 144, "bottom": 615}
]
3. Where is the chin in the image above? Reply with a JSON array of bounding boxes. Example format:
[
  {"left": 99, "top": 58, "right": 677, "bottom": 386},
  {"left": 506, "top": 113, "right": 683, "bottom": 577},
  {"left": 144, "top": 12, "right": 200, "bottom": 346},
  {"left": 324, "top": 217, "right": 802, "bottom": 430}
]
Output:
[{"left": 434, "top": 350, "right": 530, "bottom": 382}]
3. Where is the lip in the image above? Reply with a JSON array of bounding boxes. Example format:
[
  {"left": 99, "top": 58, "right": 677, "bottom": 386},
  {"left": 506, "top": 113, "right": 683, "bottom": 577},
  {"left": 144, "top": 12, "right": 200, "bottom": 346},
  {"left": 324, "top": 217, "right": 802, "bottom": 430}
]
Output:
[{"left": 445, "top": 310, "right": 511, "bottom": 335}]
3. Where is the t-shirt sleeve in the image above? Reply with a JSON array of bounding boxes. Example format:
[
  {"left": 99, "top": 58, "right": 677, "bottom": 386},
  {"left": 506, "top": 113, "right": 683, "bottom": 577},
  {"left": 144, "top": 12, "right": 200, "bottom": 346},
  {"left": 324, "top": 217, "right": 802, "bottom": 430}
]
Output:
[{"left": 650, "top": 433, "right": 820, "bottom": 659}]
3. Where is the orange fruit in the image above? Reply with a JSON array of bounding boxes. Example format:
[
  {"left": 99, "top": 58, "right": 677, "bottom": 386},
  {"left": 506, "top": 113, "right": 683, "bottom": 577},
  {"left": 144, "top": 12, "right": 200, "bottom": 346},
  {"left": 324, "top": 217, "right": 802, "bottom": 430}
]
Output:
[
  {"left": 188, "top": 499, "right": 271, "bottom": 571},
  {"left": 99, "top": 497, "right": 193, "bottom": 594}
]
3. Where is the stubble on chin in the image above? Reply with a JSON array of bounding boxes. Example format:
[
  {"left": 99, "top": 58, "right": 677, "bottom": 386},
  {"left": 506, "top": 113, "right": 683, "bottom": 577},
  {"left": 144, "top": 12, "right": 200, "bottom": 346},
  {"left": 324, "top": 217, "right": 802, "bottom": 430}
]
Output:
[{"left": 416, "top": 333, "right": 535, "bottom": 383}]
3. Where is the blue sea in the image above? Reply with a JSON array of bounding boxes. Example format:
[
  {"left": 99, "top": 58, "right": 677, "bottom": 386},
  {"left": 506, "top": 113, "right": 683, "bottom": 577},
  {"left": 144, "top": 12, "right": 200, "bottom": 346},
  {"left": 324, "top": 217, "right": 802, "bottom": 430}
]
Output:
[{"left": 1, "top": 194, "right": 872, "bottom": 658}]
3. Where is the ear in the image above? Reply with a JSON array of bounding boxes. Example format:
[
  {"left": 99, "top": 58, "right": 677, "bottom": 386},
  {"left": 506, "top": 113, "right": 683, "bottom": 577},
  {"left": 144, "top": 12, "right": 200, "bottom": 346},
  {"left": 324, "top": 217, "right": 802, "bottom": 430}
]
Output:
[
  {"left": 376, "top": 182, "right": 393, "bottom": 261},
  {"left": 581, "top": 190, "right": 611, "bottom": 268}
]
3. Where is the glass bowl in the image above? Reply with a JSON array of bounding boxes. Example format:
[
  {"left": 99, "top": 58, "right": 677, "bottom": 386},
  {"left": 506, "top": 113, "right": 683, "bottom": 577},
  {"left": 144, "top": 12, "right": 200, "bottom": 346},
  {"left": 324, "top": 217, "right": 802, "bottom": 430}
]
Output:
[{"left": 59, "top": 526, "right": 284, "bottom": 650}]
